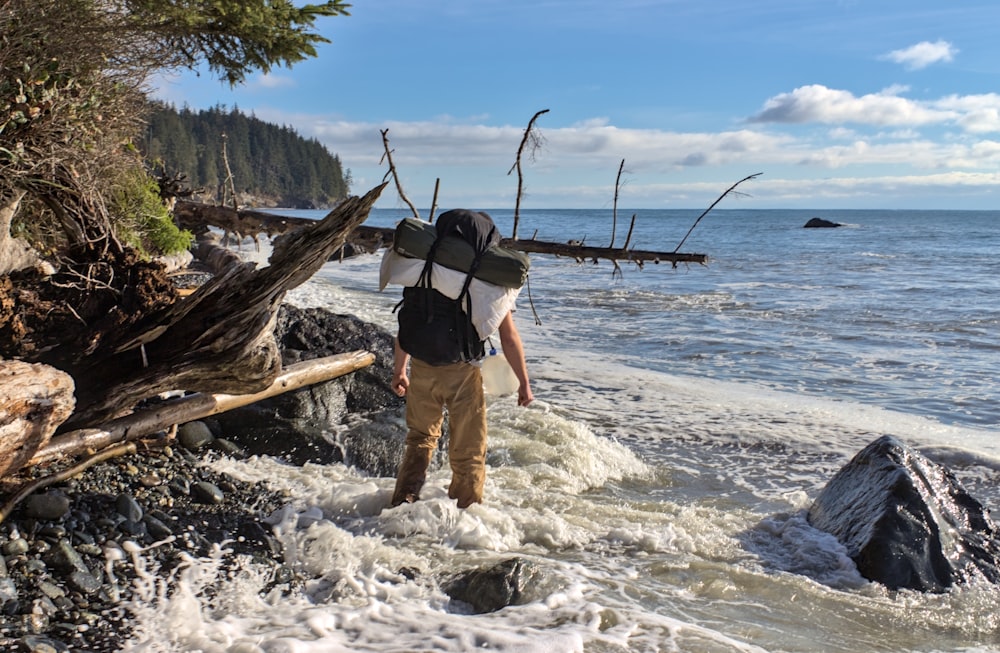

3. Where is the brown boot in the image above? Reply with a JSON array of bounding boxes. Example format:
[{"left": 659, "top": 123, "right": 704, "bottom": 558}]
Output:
[{"left": 390, "top": 445, "right": 435, "bottom": 507}]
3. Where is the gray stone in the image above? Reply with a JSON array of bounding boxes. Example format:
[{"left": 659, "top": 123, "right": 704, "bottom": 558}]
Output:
[
  {"left": 143, "top": 515, "right": 173, "bottom": 541},
  {"left": 168, "top": 477, "right": 191, "bottom": 497},
  {"left": 0, "top": 578, "right": 16, "bottom": 602},
  {"left": 67, "top": 570, "right": 102, "bottom": 596},
  {"left": 3, "top": 538, "right": 29, "bottom": 556},
  {"left": 442, "top": 557, "right": 540, "bottom": 614},
  {"left": 23, "top": 493, "right": 71, "bottom": 521},
  {"left": 808, "top": 435, "right": 1000, "bottom": 592},
  {"left": 211, "top": 438, "right": 246, "bottom": 457},
  {"left": 191, "top": 481, "right": 225, "bottom": 505},
  {"left": 37, "top": 581, "right": 64, "bottom": 601},
  {"left": 211, "top": 306, "right": 403, "bottom": 465},
  {"left": 115, "top": 493, "right": 143, "bottom": 522},
  {"left": 43, "top": 540, "right": 89, "bottom": 575},
  {"left": 177, "top": 420, "right": 215, "bottom": 450}
]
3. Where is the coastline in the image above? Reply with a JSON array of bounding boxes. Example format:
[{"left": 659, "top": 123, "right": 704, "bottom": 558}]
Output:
[{"left": 0, "top": 428, "right": 291, "bottom": 651}]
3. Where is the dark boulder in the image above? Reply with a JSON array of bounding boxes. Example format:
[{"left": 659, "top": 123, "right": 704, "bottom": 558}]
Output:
[
  {"left": 807, "top": 435, "right": 1000, "bottom": 592},
  {"left": 442, "top": 557, "right": 540, "bottom": 613},
  {"left": 210, "top": 304, "right": 403, "bottom": 465},
  {"left": 804, "top": 217, "right": 842, "bottom": 228}
]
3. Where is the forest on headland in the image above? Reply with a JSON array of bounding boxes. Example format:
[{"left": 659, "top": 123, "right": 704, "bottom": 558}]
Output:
[{"left": 143, "top": 102, "right": 351, "bottom": 210}]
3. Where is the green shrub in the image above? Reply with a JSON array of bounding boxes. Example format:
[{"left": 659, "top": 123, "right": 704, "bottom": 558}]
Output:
[{"left": 110, "top": 167, "right": 192, "bottom": 257}]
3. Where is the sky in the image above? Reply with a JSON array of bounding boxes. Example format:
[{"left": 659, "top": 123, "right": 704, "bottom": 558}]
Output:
[{"left": 152, "top": 1, "right": 1000, "bottom": 211}]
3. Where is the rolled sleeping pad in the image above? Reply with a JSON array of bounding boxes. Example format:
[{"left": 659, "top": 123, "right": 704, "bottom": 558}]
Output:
[{"left": 392, "top": 218, "right": 530, "bottom": 289}]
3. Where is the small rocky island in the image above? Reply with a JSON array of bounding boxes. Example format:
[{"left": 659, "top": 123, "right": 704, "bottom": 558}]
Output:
[{"left": 804, "top": 217, "right": 843, "bottom": 228}]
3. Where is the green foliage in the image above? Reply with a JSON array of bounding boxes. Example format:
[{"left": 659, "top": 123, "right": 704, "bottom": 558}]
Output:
[
  {"left": 124, "top": 0, "right": 352, "bottom": 86},
  {"left": 144, "top": 102, "right": 350, "bottom": 208},
  {"left": 1, "top": 0, "right": 350, "bottom": 262},
  {"left": 111, "top": 167, "right": 193, "bottom": 256}
]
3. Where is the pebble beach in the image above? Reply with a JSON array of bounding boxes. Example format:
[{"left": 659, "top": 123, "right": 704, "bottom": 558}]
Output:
[{"left": 0, "top": 423, "right": 290, "bottom": 652}]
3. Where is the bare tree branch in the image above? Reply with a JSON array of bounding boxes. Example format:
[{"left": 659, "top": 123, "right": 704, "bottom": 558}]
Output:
[
  {"left": 674, "top": 173, "right": 762, "bottom": 252},
  {"left": 507, "top": 109, "right": 549, "bottom": 240},
  {"left": 380, "top": 129, "right": 421, "bottom": 220}
]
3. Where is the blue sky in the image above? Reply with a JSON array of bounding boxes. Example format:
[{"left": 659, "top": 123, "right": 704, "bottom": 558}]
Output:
[{"left": 153, "top": 1, "right": 1000, "bottom": 210}]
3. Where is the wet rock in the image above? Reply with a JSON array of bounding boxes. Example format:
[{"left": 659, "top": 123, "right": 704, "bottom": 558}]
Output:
[
  {"left": 211, "top": 305, "right": 402, "bottom": 465},
  {"left": 804, "top": 217, "right": 842, "bottom": 228},
  {"left": 142, "top": 515, "right": 173, "bottom": 541},
  {"left": 177, "top": 421, "right": 215, "bottom": 450},
  {"left": 442, "top": 557, "right": 540, "bottom": 614},
  {"left": 3, "top": 538, "right": 29, "bottom": 556},
  {"left": 115, "top": 494, "right": 143, "bottom": 522},
  {"left": 22, "top": 494, "right": 71, "bottom": 522},
  {"left": 67, "top": 570, "right": 102, "bottom": 596},
  {"left": 43, "top": 541, "right": 88, "bottom": 575},
  {"left": 807, "top": 435, "right": 1000, "bottom": 592},
  {"left": 191, "top": 481, "right": 225, "bottom": 505},
  {"left": 209, "top": 437, "right": 246, "bottom": 458}
]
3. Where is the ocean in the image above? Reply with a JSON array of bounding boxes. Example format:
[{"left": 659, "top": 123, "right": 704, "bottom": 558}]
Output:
[{"left": 124, "top": 208, "right": 1000, "bottom": 652}]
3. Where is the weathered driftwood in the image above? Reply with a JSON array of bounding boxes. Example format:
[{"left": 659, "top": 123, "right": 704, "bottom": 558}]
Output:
[
  {"left": 1, "top": 190, "right": 54, "bottom": 275},
  {"left": 29, "top": 350, "right": 375, "bottom": 468},
  {"left": 60, "top": 182, "right": 387, "bottom": 431},
  {"left": 0, "top": 360, "right": 76, "bottom": 478}
]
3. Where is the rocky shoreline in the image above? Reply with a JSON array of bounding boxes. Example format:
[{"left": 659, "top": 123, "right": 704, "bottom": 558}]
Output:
[
  {"left": 0, "top": 434, "right": 292, "bottom": 652},
  {"left": 0, "top": 304, "right": 405, "bottom": 652}
]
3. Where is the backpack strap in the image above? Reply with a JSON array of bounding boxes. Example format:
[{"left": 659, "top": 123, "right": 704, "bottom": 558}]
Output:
[{"left": 454, "top": 224, "right": 496, "bottom": 360}]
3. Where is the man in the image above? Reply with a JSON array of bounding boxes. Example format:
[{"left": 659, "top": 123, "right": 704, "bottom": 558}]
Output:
[{"left": 388, "top": 213, "right": 533, "bottom": 509}]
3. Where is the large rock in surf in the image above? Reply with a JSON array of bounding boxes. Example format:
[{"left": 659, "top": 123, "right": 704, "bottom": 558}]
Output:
[
  {"left": 442, "top": 557, "right": 540, "bottom": 614},
  {"left": 807, "top": 435, "right": 1000, "bottom": 592},
  {"left": 208, "top": 304, "right": 403, "bottom": 465},
  {"left": 804, "top": 217, "right": 842, "bottom": 228}
]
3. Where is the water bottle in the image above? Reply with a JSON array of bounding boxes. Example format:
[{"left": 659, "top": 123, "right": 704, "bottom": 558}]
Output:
[{"left": 482, "top": 347, "right": 519, "bottom": 396}]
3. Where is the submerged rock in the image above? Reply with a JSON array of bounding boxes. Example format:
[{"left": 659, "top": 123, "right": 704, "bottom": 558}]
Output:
[
  {"left": 442, "top": 557, "right": 540, "bottom": 614},
  {"left": 804, "top": 217, "right": 842, "bottom": 228},
  {"left": 807, "top": 435, "right": 1000, "bottom": 592}
]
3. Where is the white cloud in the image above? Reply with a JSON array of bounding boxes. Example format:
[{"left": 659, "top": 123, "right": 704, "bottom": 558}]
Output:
[
  {"left": 250, "top": 105, "right": 1000, "bottom": 209},
  {"left": 256, "top": 73, "right": 296, "bottom": 89},
  {"left": 882, "top": 40, "right": 958, "bottom": 70},
  {"left": 748, "top": 85, "right": 951, "bottom": 127}
]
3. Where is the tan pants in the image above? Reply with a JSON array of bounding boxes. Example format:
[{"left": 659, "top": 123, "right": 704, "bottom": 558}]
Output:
[{"left": 391, "top": 358, "right": 487, "bottom": 509}]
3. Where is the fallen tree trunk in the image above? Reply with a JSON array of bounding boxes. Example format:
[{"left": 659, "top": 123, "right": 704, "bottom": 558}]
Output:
[
  {"left": 58, "top": 182, "right": 387, "bottom": 430},
  {"left": 29, "top": 350, "right": 375, "bottom": 467},
  {"left": 175, "top": 202, "right": 708, "bottom": 266}
]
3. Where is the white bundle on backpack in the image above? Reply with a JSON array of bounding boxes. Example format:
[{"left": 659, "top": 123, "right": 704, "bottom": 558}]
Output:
[{"left": 379, "top": 249, "right": 519, "bottom": 340}]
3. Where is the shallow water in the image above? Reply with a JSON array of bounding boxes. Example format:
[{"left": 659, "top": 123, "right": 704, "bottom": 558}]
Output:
[{"left": 124, "top": 209, "right": 1000, "bottom": 652}]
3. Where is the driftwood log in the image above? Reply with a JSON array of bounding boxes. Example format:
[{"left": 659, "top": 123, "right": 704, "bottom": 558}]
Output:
[
  {"left": 60, "top": 182, "right": 387, "bottom": 431},
  {"left": 0, "top": 351, "right": 374, "bottom": 523},
  {"left": 29, "top": 350, "right": 375, "bottom": 468},
  {"left": 0, "top": 360, "right": 76, "bottom": 478},
  {"left": 175, "top": 201, "right": 708, "bottom": 267}
]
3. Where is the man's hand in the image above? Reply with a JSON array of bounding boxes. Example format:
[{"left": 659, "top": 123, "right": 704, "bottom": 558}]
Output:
[{"left": 392, "top": 372, "right": 409, "bottom": 397}]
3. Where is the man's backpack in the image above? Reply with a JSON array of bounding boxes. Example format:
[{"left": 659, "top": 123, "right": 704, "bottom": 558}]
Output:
[{"left": 396, "top": 209, "right": 500, "bottom": 366}]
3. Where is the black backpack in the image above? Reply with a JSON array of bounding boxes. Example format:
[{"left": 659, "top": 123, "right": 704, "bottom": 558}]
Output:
[{"left": 396, "top": 209, "right": 500, "bottom": 366}]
